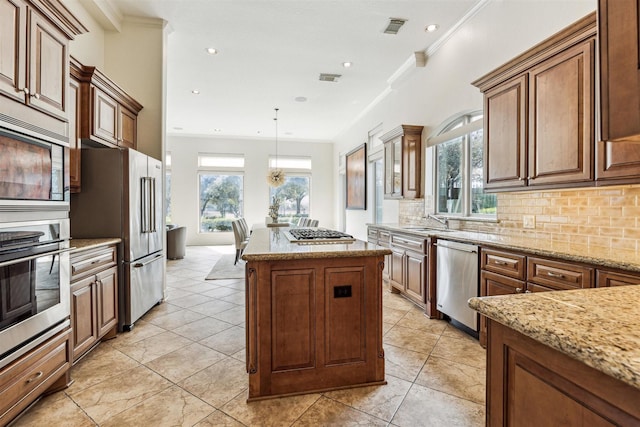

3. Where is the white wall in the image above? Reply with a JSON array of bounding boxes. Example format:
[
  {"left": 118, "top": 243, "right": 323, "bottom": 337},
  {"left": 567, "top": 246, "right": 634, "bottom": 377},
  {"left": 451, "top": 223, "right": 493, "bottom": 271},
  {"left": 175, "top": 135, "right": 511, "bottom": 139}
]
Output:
[
  {"left": 333, "top": 0, "right": 596, "bottom": 240},
  {"left": 167, "top": 135, "right": 334, "bottom": 245}
]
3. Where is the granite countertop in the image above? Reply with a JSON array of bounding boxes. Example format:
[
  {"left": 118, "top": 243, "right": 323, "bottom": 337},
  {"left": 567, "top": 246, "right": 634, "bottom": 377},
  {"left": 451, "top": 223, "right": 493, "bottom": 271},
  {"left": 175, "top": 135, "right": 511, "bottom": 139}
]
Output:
[
  {"left": 242, "top": 227, "right": 391, "bottom": 262},
  {"left": 369, "top": 223, "right": 640, "bottom": 273},
  {"left": 70, "top": 238, "right": 121, "bottom": 252},
  {"left": 469, "top": 286, "right": 640, "bottom": 390}
]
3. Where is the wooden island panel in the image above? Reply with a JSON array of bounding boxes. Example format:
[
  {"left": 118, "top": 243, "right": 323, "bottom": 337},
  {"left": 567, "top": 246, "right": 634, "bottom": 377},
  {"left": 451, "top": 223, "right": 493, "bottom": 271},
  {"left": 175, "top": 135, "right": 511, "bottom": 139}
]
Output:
[{"left": 245, "top": 240, "right": 387, "bottom": 401}]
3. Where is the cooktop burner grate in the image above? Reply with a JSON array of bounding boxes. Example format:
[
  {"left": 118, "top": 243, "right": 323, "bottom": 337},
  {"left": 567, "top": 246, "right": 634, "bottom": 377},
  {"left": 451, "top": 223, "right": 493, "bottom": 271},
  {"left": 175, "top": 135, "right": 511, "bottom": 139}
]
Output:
[{"left": 285, "top": 228, "right": 355, "bottom": 244}]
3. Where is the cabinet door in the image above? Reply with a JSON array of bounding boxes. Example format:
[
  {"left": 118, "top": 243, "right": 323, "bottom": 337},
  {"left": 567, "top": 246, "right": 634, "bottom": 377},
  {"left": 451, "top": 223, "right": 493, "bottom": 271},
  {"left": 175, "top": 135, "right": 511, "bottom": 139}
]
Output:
[
  {"left": 384, "top": 142, "right": 394, "bottom": 196},
  {"left": 479, "top": 270, "right": 525, "bottom": 346},
  {"left": 484, "top": 75, "right": 528, "bottom": 190},
  {"left": 96, "top": 266, "right": 117, "bottom": 337},
  {"left": 28, "top": 9, "right": 69, "bottom": 121},
  {"left": 389, "top": 248, "right": 404, "bottom": 291},
  {"left": 70, "top": 276, "right": 98, "bottom": 360},
  {"left": 0, "top": 0, "right": 26, "bottom": 104},
  {"left": 91, "top": 87, "right": 118, "bottom": 145},
  {"left": 69, "top": 76, "right": 81, "bottom": 192},
  {"left": 599, "top": 0, "right": 640, "bottom": 143},
  {"left": 402, "top": 133, "right": 421, "bottom": 199},
  {"left": 405, "top": 252, "right": 425, "bottom": 304},
  {"left": 528, "top": 39, "right": 594, "bottom": 186},
  {"left": 118, "top": 107, "right": 137, "bottom": 148}
]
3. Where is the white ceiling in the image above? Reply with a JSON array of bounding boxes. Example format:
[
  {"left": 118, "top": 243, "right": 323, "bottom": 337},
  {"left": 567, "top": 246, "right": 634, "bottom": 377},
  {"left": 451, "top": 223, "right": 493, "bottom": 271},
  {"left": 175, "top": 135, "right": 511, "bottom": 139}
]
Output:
[{"left": 107, "top": 0, "right": 482, "bottom": 142}]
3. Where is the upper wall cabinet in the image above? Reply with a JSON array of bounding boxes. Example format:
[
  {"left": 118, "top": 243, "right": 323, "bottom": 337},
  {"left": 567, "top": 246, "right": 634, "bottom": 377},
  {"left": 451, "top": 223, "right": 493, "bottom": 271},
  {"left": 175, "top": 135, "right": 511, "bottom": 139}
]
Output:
[
  {"left": 382, "top": 125, "right": 424, "bottom": 199},
  {"left": 0, "top": 0, "right": 85, "bottom": 144},
  {"left": 473, "top": 13, "right": 596, "bottom": 192},
  {"left": 73, "top": 64, "right": 143, "bottom": 149},
  {"left": 596, "top": 0, "right": 640, "bottom": 182}
]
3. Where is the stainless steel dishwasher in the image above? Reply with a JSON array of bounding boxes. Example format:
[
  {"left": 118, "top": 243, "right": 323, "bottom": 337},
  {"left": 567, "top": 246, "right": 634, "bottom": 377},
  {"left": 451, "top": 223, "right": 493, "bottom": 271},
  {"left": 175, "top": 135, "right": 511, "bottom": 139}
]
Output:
[{"left": 435, "top": 240, "right": 479, "bottom": 331}]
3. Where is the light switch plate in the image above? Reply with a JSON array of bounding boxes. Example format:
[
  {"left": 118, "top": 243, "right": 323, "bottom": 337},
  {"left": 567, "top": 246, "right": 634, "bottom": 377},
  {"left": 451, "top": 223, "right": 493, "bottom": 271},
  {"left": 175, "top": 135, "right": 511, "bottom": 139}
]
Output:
[{"left": 523, "top": 215, "right": 536, "bottom": 229}]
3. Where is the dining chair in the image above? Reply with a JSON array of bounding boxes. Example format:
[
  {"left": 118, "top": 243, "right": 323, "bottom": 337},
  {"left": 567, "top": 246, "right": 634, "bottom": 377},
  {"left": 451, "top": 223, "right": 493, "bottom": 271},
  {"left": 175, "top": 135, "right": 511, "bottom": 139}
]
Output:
[
  {"left": 231, "top": 219, "right": 249, "bottom": 265},
  {"left": 307, "top": 219, "right": 319, "bottom": 227}
]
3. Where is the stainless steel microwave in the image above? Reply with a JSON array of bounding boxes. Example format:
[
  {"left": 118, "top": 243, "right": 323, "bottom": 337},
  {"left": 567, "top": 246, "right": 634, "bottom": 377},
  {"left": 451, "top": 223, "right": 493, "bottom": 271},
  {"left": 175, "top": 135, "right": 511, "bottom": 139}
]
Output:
[{"left": 0, "top": 129, "right": 68, "bottom": 206}]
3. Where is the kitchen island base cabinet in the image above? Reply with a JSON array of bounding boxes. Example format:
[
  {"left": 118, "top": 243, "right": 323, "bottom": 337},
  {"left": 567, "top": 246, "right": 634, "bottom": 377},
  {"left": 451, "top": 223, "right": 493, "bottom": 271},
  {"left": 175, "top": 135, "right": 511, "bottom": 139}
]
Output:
[
  {"left": 245, "top": 255, "right": 386, "bottom": 400},
  {"left": 486, "top": 319, "right": 640, "bottom": 426}
]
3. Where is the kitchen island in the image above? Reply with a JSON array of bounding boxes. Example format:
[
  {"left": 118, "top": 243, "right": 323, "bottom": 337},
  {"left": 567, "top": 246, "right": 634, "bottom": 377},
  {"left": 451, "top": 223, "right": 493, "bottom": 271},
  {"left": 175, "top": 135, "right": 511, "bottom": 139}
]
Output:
[
  {"left": 469, "top": 286, "right": 640, "bottom": 426},
  {"left": 242, "top": 227, "right": 391, "bottom": 401}
]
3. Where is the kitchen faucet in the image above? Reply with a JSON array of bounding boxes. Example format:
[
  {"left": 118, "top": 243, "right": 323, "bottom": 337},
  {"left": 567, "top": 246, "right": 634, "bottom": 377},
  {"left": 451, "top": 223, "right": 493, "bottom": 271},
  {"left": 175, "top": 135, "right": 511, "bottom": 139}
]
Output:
[{"left": 426, "top": 214, "right": 449, "bottom": 230}]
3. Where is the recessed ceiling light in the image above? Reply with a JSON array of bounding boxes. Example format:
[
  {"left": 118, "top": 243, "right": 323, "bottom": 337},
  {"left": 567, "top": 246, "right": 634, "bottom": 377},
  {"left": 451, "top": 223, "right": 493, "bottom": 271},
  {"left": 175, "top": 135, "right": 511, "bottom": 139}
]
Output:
[
  {"left": 173, "top": 127, "right": 183, "bottom": 130},
  {"left": 213, "top": 128, "right": 222, "bottom": 132},
  {"left": 257, "top": 130, "right": 262, "bottom": 134},
  {"left": 425, "top": 24, "right": 439, "bottom": 32},
  {"left": 192, "top": 89, "right": 200, "bottom": 94},
  {"left": 295, "top": 96, "right": 307, "bottom": 102},
  {"left": 342, "top": 61, "right": 353, "bottom": 68},
  {"left": 205, "top": 47, "right": 218, "bottom": 55},
  {"left": 285, "top": 132, "right": 293, "bottom": 136}
]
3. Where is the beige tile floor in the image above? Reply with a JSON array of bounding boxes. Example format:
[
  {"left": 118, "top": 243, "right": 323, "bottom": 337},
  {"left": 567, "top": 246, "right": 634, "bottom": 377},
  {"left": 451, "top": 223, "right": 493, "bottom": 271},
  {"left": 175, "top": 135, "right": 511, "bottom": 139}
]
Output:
[{"left": 12, "top": 246, "right": 486, "bottom": 426}]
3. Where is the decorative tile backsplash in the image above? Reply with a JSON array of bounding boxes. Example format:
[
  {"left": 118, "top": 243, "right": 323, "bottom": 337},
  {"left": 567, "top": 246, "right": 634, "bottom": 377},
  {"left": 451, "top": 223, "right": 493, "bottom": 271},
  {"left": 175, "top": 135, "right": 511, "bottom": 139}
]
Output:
[{"left": 399, "top": 185, "right": 640, "bottom": 251}]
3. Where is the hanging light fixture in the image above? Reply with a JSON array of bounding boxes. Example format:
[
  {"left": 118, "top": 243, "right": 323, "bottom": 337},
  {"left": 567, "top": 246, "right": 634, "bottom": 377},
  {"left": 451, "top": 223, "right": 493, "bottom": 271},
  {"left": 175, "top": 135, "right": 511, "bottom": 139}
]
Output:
[{"left": 267, "top": 107, "right": 285, "bottom": 187}]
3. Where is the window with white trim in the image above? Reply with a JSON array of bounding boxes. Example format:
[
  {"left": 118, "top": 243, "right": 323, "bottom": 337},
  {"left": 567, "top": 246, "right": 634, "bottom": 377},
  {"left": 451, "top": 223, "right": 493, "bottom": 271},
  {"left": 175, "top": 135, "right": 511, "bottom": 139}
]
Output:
[
  {"left": 268, "top": 156, "right": 311, "bottom": 224},
  {"left": 432, "top": 113, "right": 496, "bottom": 217},
  {"left": 198, "top": 153, "right": 245, "bottom": 233}
]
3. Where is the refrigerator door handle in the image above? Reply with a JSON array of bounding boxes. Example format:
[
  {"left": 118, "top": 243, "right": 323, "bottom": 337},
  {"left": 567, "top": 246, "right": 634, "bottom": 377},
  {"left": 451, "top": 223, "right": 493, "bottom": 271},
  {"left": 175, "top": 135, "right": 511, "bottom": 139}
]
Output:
[
  {"left": 140, "top": 177, "right": 148, "bottom": 233},
  {"left": 149, "top": 177, "right": 156, "bottom": 232},
  {"left": 132, "top": 253, "right": 164, "bottom": 268}
]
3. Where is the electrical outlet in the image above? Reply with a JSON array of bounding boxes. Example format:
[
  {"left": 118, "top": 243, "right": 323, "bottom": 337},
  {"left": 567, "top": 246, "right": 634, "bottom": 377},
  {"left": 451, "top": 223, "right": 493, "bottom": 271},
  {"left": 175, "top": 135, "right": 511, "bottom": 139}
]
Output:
[{"left": 523, "top": 215, "right": 536, "bottom": 229}]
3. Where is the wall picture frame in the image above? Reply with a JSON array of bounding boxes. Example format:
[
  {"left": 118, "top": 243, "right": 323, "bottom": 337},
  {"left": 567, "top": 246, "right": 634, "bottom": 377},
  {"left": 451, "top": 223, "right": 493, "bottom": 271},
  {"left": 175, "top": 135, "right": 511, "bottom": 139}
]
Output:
[{"left": 345, "top": 143, "right": 367, "bottom": 210}]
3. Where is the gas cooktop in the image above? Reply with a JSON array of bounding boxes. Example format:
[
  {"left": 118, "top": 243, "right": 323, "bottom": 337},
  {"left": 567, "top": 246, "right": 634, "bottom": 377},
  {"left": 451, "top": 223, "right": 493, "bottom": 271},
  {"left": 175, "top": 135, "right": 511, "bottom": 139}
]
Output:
[{"left": 284, "top": 228, "right": 355, "bottom": 244}]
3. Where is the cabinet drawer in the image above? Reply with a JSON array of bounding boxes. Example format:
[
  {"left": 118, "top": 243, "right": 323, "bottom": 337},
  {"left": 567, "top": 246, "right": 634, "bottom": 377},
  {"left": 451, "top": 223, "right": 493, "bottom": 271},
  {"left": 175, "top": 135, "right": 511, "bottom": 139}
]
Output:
[
  {"left": 481, "top": 248, "right": 526, "bottom": 280},
  {"left": 596, "top": 270, "right": 640, "bottom": 287},
  {"left": 367, "top": 229, "right": 378, "bottom": 240},
  {"left": 378, "top": 231, "right": 390, "bottom": 243},
  {"left": 527, "top": 257, "right": 593, "bottom": 290},
  {"left": 0, "top": 329, "right": 71, "bottom": 421},
  {"left": 481, "top": 271, "right": 526, "bottom": 295},
  {"left": 70, "top": 245, "right": 117, "bottom": 281},
  {"left": 390, "top": 234, "right": 427, "bottom": 254}
]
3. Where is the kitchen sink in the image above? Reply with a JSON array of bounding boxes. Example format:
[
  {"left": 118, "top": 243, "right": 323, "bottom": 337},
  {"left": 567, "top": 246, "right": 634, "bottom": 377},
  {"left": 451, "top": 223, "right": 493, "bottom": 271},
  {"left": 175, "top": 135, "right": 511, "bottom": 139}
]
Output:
[{"left": 401, "top": 227, "right": 454, "bottom": 232}]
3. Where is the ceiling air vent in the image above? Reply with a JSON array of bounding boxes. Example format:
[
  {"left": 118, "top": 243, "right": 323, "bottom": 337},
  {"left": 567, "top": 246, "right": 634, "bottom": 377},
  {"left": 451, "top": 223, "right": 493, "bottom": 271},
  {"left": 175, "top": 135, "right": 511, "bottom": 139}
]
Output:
[
  {"left": 319, "top": 73, "right": 342, "bottom": 82},
  {"left": 384, "top": 18, "right": 407, "bottom": 35}
]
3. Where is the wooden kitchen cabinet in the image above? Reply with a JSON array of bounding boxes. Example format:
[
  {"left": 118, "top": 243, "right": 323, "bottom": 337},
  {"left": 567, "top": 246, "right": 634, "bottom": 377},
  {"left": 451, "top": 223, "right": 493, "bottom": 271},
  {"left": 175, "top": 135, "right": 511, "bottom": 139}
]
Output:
[
  {"left": 74, "top": 64, "right": 143, "bottom": 149},
  {"left": 486, "top": 319, "right": 640, "bottom": 426},
  {"left": 599, "top": 0, "right": 640, "bottom": 144},
  {"left": 69, "top": 59, "right": 82, "bottom": 193},
  {"left": 381, "top": 125, "right": 423, "bottom": 199},
  {"left": 367, "top": 228, "right": 390, "bottom": 283},
  {"left": 0, "top": 328, "right": 72, "bottom": 426},
  {"left": 473, "top": 13, "right": 596, "bottom": 192},
  {"left": 596, "top": 0, "right": 640, "bottom": 183},
  {"left": 0, "top": 0, "right": 84, "bottom": 143},
  {"left": 479, "top": 247, "right": 594, "bottom": 346},
  {"left": 388, "top": 232, "right": 429, "bottom": 307},
  {"left": 70, "top": 244, "right": 118, "bottom": 362}
]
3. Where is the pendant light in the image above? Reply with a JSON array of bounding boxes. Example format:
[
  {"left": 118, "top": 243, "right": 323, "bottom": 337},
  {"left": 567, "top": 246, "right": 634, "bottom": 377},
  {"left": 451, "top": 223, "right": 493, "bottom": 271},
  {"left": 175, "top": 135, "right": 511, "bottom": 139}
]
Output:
[{"left": 267, "top": 107, "right": 285, "bottom": 187}]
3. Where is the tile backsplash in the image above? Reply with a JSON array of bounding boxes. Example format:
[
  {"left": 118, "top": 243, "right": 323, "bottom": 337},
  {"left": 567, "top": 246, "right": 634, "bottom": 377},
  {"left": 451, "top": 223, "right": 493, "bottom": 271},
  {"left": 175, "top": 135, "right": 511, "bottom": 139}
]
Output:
[{"left": 399, "top": 184, "right": 640, "bottom": 251}]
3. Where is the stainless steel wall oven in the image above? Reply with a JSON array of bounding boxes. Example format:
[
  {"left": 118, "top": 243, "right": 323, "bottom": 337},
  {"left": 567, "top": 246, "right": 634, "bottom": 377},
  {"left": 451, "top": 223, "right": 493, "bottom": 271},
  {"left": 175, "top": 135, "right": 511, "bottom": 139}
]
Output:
[{"left": 0, "top": 218, "right": 71, "bottom": 367}]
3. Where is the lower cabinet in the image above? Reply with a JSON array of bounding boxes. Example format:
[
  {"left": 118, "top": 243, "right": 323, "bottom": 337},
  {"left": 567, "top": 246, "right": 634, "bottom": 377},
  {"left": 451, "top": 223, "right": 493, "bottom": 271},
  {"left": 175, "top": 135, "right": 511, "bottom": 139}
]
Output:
[
  {"left": 487, "top": 319, "right": 640, "bottom": 426},
  {"left": 70, "top": 245, "right": 118, "bottom": 362},
  {"left": 389, "top": 232, "right": 429, "bottom": 308},
  {"left": 480, "top": 247, "right": 594, "bottom": 346},
  {"left": 0, "top": 328, "right": 72, "bottom": 426}
]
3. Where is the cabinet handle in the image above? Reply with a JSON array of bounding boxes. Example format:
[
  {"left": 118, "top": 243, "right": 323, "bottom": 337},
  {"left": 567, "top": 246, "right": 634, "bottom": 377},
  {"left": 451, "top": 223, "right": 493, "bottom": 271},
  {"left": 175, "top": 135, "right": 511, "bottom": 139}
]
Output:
[
  {"left": 515, "top": 287, "right": 523, "bottom": 293},
  {"left": 30, "top": 92, "right": 40, "bottom": 99},
  {"left": 18, "top": 87, "right": 29, "bottom": 95},
  {"left": 525, "top": 290, "right": 532, "bottom": 293},
  {"left": 518, "top": 177, "right": 523, "bottom": 181},
  {"left": 26, "top": 371, "right": 44, "bottom": 383},
  {"left": 493, "top": 260, "right": 509, "bottom": 266},
  {"left": 546, "top": 271, "right": 565, "bottom": 279}
]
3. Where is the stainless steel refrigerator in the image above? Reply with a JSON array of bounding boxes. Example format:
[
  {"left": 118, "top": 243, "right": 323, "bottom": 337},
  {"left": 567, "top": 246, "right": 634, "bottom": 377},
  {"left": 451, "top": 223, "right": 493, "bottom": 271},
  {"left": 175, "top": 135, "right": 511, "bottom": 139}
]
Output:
[{"left": 70, "top": 148, "right": 164, "bottom": 331}]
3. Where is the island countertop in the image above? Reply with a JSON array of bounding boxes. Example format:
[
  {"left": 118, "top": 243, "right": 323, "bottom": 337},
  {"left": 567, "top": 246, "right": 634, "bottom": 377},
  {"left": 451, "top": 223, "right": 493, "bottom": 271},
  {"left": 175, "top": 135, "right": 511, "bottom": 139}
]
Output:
[
  {"left": 242, "top": 227, "right": 391, "bottom": 262},
  {"left": 469, "top": 285, "right": 640, "bottom": 390}
]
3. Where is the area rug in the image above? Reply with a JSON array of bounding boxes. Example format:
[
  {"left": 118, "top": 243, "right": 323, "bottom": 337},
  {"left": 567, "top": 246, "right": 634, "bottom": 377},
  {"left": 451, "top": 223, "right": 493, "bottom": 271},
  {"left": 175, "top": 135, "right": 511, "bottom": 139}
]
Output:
[{"left": 205, "top": 254, "right": 245, "bottom": 280}]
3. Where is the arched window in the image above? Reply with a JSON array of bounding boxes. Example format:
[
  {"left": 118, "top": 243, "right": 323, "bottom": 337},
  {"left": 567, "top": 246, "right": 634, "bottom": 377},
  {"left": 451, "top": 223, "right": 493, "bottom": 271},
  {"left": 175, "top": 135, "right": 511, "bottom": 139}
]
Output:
[{"left": 430, "top": 112, "right": 496, "bottom": 217}]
